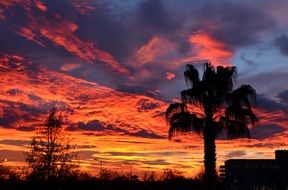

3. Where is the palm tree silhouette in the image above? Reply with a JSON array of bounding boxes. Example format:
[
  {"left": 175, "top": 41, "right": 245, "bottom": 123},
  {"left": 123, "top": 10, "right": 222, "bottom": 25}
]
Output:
[{"left": 166, "top": 62, "right": 257, "bottom": 189}]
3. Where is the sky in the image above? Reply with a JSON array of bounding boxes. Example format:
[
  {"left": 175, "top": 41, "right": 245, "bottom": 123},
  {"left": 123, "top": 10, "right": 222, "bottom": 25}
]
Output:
[{"left": 0, "top": 0, "right": 288, "bottom": 177}]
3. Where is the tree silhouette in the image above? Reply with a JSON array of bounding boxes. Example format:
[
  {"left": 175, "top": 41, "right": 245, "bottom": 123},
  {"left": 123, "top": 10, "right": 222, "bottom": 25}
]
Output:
[
  {"left": 25, "top": 108, "right": 78, "bottom": 180},
  {"left": 166, "top": 63, "right": 257, "bottom": 189}
]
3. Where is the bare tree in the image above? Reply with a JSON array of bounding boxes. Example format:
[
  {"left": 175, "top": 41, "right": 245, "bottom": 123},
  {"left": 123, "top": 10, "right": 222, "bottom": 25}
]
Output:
[{"left": 25, "top": 108, "right": 78, "bottom": 180}]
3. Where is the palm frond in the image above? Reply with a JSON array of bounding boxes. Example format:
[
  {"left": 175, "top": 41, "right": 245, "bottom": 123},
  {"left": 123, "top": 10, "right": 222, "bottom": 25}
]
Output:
[
  {"left": 227, "top": 85, "right": 256, "bottom": 108},
  {"left": 225, "top": 104, "right": 257, "bottom": 125},
  {"left": 222, "top": 119, "right": 251, "bottom": 139},
  {"left": 184, "top": 64, "right": 200, "bottom": 88},
  {"left": 168, "top": 112, "right": 204, "bottom": 139},
  {"left": 181, "top": 88, "right": 202, "bottom": 104},
  {"left": 222, "top": 84, "right": 257, "bottom": 139},
  {"left": 166, "top": 103, "right": 187, "bottom": 123},
  {"left": 215, "top": 65, "right": 237, "bottom": 97},
  {"left": 202, "top": 62, "right": 216, "bottom": 84},
  {"left": 222, "top": 104, "right": 257, "bottom": 139}
]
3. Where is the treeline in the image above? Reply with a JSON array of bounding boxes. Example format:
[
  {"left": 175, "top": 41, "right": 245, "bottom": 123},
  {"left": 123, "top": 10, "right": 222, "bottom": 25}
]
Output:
[{"left": 0, "top": 165, "right": 226, "bottom": 190}]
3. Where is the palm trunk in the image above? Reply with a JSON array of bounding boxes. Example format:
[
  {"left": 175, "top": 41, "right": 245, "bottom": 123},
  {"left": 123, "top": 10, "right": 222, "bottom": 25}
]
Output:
[{"left": 203, "top": 123, "right": 217, "bottom": 190}]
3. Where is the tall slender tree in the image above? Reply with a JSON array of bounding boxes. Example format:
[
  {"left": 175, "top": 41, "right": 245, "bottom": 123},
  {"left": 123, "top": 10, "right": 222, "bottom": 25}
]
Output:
[
  {"left": 166, "top": 63, "right": 257, "bottom": 189},
  {"left": 25, "top": 108, "right": 78, "bottom": 180}
]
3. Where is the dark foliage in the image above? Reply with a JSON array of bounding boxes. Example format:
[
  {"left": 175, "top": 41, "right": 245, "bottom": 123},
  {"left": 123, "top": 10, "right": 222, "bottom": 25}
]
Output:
[
  {"left": 0, "top": 179, "right": 205, "bottom": 190},
  {"left": 24, "top": 108, "right": 79, "bottom": 181},
  {"left": 0, "top": 169, "right": 205, "bottom": 190}
]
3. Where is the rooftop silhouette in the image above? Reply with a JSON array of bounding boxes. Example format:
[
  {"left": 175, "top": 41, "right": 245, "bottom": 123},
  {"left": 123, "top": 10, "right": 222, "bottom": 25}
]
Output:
[{"left": 221, "top": 150, "right": 288, "bottom": 189}]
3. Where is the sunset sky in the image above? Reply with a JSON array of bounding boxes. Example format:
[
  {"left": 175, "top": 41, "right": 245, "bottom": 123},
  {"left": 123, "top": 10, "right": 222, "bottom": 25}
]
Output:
[{"left": 1, "top": 0, "right": 288, "bottom": 177}]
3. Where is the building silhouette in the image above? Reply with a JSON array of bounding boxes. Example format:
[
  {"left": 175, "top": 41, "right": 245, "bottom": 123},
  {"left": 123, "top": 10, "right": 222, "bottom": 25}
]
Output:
[{"left": 220, "top": 150, "right": 288, "bottom": 190}]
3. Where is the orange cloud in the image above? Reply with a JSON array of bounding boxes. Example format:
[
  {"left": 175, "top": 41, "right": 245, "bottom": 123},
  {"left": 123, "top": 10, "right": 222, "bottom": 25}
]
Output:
[
  {"left": 72, "top": 0, "right": 96, "bottom": 16},
  {"left": 136, "top": 36, "right": 175, "bottom": 66},
  {"left": 136, "top": 37, "right": 161, "bottom": 64},
  {"left": 41, "top": 18, "right": 128, "bottom": 74},
  {"left": 34, "top": 0, "right": 47, "bottom": 12},
  {"left": 134, "top": 33, "right": 234, "bottom": 71},
  {"left": 0, "top": 10, "right": 4, "bottom": 20},
  {"left": 0, "top": 54, "right": 166, "bottom": 135},
  {"left": 0, "top": 0, "right": 42, "bottom": 18},
  {"left": 18, "top": 27, "right": 46, "bottom": 47},
  {"left": 0, "top": 0, "right": 23, "bottom": 20},
  {"left": 187, "top": 31, "right": 234, "bottom": 66},
  {"left": 6, "top": 1, "right": 129, "bottom": 74},
  {"left": 60, "top": 63, "right": 82, "bottom": 72},
  {"left": 165, "top": 72, "right": 176, "bottom": 80},
  {"left": 0, "top": 54, "right": 26, "bottom": 70},
  {"left": 21, "top": 18, "right": 129, "bottom": 74}
]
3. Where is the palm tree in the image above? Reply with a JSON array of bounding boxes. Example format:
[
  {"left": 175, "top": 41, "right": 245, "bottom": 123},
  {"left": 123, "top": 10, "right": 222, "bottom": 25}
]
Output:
[{"left": 166, "top": 62, "right": 257, "bottom": 189}]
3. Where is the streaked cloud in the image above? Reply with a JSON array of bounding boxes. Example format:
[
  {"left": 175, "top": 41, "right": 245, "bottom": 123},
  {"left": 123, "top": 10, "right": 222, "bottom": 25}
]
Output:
[{"left": 60, "top": 63, "right": 82, "bottom": 72}]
